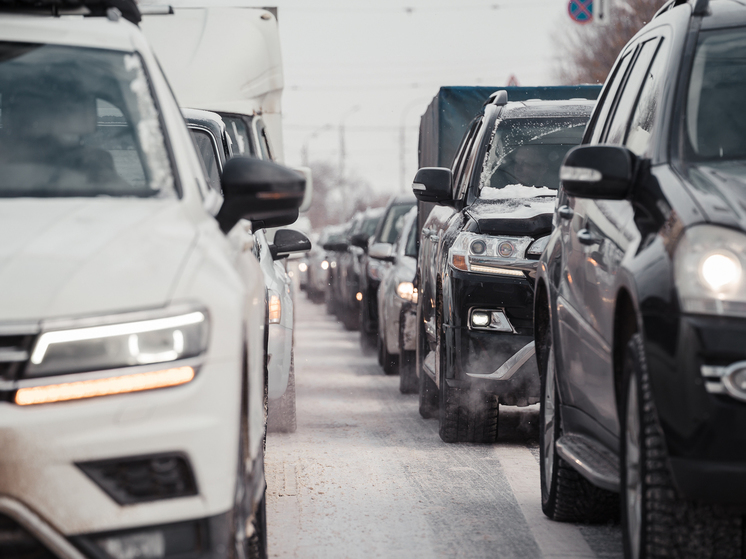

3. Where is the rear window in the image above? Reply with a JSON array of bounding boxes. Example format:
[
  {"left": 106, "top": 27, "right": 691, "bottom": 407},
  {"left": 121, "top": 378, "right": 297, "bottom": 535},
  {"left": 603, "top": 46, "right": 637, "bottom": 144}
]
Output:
[{"left": 0, "top": 42, "right": 175, "bottom": 198}]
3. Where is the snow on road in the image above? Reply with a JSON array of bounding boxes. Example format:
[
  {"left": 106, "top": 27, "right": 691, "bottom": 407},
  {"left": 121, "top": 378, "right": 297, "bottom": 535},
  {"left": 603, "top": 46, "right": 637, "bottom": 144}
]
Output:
[{"left": 266, "top": 294, "right": 622, "bottom": 558}]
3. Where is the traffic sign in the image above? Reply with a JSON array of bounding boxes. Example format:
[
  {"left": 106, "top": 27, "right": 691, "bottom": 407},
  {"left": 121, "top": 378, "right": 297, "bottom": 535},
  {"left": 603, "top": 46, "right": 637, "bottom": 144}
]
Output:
[{"left": 568, "top": 0, "right": 593, "bottom": 24}]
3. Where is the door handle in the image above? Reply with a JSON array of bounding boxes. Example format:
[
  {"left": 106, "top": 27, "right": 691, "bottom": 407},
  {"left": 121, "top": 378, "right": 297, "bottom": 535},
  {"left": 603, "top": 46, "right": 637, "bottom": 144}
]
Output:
[
  {"left": 578, "top": 229, "right": 603, "bottom": 246},
  {"left": 558, "top": 205, "right": 574, "bottom": 220}
]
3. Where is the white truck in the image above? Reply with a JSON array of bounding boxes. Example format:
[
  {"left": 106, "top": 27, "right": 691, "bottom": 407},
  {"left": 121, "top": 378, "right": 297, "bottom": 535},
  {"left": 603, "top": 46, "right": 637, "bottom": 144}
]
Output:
[{"left": 142, "top": 4, "right": 306, "bottom": 433}]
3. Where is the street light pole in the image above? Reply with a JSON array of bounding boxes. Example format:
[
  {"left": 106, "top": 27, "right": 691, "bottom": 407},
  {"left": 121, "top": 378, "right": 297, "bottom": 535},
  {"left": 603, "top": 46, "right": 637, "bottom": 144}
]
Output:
[
  {"left": 338, "top": 105, "right": 360, "bottom": 219},
  {"left": 399, "top": 98, "right": 428, "bottom": 192},
  {"left": 301, "top": 124, "right": 332, "bottom": 166}
]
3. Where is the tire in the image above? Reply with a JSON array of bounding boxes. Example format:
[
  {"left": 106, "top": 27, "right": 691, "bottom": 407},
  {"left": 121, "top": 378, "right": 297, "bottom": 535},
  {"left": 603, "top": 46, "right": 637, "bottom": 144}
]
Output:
[
  {"left": 539, "top": 333, "right": 618, "bottom": 522},
  {"left": 621, "top": 334, "right": 742, "bottom": 559},
  {"left": 381, "top": 331, "right": 398, "bottom": 375},
  {"left": 246, "top": 493, "right": 268, "bottom": 559},
  {"left": 359, "top": 300, "right": 377, "bottom": 355},
  {"left": 399, "top": 350, "right": 417, "bottom": 394},
  {"left": 417, "top": 317, "right": 438, "bottom": 419},
  {"left": 266, "top": 352, "right": 297, "bottom": 433}
]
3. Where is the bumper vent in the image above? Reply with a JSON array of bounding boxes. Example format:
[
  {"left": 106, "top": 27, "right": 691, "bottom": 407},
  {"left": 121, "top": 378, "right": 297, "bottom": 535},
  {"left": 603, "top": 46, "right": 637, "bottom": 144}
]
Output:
[
  {"left": 0, "top": 513, "right": 57, "bottom": 559},
  {"left": 78, "top": 453, "right": 198, "bottom": 505}
]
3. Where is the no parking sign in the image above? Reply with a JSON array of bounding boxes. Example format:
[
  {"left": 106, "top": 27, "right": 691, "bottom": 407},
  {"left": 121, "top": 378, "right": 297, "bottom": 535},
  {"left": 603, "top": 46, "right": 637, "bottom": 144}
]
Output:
[{"left": 568, "top": 0, "right": 593, "bottom": 23}]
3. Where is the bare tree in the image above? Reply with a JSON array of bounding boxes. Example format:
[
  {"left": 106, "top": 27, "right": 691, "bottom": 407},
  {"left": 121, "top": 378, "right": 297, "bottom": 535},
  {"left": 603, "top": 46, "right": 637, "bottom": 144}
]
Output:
[{"left": 554, "top": 0, "right": 666, "bottom": 84}]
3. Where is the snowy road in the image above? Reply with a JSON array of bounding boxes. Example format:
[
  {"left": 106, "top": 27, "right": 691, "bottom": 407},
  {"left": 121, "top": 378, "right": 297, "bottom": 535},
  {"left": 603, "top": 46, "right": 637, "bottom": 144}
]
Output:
[{"left": 266, "top": 294, "right": 623, "bottom": 559}]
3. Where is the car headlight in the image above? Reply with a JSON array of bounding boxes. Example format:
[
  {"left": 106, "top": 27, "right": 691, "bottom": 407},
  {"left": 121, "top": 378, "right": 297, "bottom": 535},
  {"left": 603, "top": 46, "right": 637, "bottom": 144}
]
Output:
[
  {"left": 448, "top": 232, "right": 533, "bottom": 277},
  {"left": 368, "top": 259, "right": 387, "bottom": 281},
  {"left": 674, "top": 225, "right": 746, "bottom": 317},
  {"left": 26, "top": 307, "right": 209, "bottom": 377},
  {"left": 321, "top": 260, "right": 329, "bottom": 270},
  {"left": 298, "top": 262, "right": 308, "bottom": 272},
  {"left": 396, "top": 281, "right": 418, "bottom": 303}
]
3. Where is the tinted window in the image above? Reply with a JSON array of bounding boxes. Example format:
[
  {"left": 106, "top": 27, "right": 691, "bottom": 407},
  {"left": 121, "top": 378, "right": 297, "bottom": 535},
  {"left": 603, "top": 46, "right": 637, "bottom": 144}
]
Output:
[
  {"left": 686, "top": 27, "right": 746, "bottom": 160},
  {"left": 378, "top": 203, "right": 415, "bottom": 244},
  {"left": 605, "top": 39, "right": 659, "bottom": 144},
  {"left": 0, "top": 43, "right": 175, "bottom": 198},
  {"left": 222, "top": 116, "right": 253, "bottom": 156},
  {"left": 479, "top": 117, "right": 587, "bottom": 192},
  {"left": 589, "top": 52, "right": 633, "bottom": 145},
  {"left": 626, "top": 39, "right": 670, "bottom": 156},
  {"left": 190, "top": 129, "right": 221, "bottom": 192},
  {"left": 405, "top": 217, "right": 418, "bottom": 257}
]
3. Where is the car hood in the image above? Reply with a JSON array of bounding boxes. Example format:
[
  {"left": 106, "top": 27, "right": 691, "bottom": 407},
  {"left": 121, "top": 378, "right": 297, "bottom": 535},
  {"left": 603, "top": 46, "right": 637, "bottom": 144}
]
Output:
[
  {"left": 683, "top": 161, "right": 746, "bottom": 230},
  {"left": 0, "top": 199, "right": 197, "bottom": 322},
  {"left": 467, "top": 185, "right": 556, "bottom": 236}
]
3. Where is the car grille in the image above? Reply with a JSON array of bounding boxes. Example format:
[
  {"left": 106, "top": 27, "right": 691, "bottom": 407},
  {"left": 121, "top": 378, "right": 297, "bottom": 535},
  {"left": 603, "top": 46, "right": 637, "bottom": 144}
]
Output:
[{"left": 0, "top": 513, "right": 58, "bottom": 559}]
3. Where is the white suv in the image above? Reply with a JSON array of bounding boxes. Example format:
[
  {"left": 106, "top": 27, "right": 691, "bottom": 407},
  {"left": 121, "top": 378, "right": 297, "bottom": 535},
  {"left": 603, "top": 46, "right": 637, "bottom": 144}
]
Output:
[{"left": 0, "top": 3, "right": 303, "bottom": 559}]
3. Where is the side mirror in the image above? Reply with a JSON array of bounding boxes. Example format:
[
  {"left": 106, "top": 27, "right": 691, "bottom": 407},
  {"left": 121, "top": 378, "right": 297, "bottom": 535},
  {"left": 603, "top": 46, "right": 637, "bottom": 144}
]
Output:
[
  {"left": 349, "top": 233, "right": 370, "bottom": 250},
  {"left": 270, "top": 229, "right": 312, "bottom": 260},
  {"left": 369, "top": 242, "right": 395, "bottom": 262},
  {"left": 322, "top": 241, "right": 349, "bottom": 252},
  {"left": 560, "top": 145, "right": 634, "bottom": 200},
  {"left": 412, "top": 167, "right": 453, "bottom": 205},
  {"left": 216, "top": 157, "right": 305, "bottom": 233},
  {"left": 292, "top": 166, "right": 314, "bottom": 213}
]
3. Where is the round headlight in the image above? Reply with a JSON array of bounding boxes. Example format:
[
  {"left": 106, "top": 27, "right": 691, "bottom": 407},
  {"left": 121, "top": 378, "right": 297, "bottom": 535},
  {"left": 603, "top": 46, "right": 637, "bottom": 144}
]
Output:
[
  {"left": 498, "top": 241, "right": 515, "bottom": 258},
  {"left": 470, "top": 240, "right": 487, "bottom": 255},
  {"left": 700, "top": 251, "right": 741, "bottom": 291}
]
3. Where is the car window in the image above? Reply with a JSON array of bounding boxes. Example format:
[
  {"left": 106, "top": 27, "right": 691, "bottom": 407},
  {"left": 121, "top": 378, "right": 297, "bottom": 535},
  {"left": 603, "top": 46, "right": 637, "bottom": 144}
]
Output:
[
  {"left": 685, "top": 27, "right": 746, "bottom": 161},
  {"left": 479, "top": 117, "right": 588, "bottom": 192},
  {"left": 605, "top": 38, "right": 659, "bottom": 145},
  {"left": 189, "top": 129, "right": 221, "bottom": 192},
  {"left": 589, "top": 51, "right": 633, "bottom": 144},
  {"left": 255, "top": 119, "right": 273, "bottom": 161},
  {"left": 456, "top": 119, "right": 487, "bottom": 199},
  {"left": 451, "top": 118, "right": 480, "bottom": 197},
  {"left": 361, "top": 215, "right": 381, "bottom": 237},
  {"left": 378, "top": 204, "right": 415, "bottom": 244},
  {"left": 405, "top": 216, "right": 418, "bottom": 257},
  {"left": 625, "top": 39, "right": 670, "bottom": 156},
  {"left": 0, "top": 42, "right": 175, "bottom": 198},
  {"left": 222, "top": 116, "right": 254, "bottom": 156}
]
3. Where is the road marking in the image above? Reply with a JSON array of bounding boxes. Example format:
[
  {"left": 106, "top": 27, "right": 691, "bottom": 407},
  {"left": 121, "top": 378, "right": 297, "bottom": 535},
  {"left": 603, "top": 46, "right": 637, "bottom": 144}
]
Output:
[{"left": 496, "top": 444, "right": 597, "bottom": 559}]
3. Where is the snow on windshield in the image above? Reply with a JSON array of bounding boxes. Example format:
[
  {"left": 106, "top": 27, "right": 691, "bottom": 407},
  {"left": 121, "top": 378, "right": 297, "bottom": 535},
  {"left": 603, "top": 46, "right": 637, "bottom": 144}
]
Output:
[{"left": 478, "top": 118, "right": 586, "bottom": 195}]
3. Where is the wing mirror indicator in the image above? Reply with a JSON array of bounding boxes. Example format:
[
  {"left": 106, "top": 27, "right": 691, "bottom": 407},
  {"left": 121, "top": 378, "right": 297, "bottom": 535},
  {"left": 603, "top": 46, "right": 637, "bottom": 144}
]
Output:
[{"left": 560, "top": 145, "right": 634, "bottom": 200}]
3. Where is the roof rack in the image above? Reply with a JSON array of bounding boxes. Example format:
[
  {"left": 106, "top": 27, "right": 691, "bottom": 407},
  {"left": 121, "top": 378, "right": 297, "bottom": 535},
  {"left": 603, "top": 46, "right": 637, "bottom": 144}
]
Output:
[
  {"left": 485, "top": 90, "right": 508, "bottom": 107},
  {"left": 0, "top": 0, "right": 141, "bottom": 24}
]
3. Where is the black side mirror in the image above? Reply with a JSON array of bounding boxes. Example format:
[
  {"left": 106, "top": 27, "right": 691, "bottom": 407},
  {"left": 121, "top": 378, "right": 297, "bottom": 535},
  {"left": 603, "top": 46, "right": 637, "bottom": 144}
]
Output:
[
  {"left": 560, "top": 145, "right": 634, "bottom": 200},
  {"left": 349, "top": 233, "right": 370, "bottom": 250},
  {"left": 216, "top": 157, "right": 305, "bottom": 233},
  {"left": 270, "top": 229, "right": 312, "bottom": 260},
  {"left": 368, "top": 242, "right": 395, "bottom": 262},
  {"left": 412, "top": 167, "right": 453, "bottom": 205},
  {"left": 322, "top": 241, "right": 349, "bottom": 252}
]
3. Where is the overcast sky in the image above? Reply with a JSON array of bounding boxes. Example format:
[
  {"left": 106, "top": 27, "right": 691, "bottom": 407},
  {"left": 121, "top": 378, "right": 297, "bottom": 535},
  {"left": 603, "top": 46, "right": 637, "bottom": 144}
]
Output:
[{"left": 263, "top": 1, "right": 582, "bottom": 195}]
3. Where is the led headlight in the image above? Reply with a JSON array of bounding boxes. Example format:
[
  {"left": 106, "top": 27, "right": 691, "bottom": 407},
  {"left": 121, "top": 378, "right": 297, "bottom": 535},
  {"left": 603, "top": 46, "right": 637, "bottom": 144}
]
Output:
[
  {"left": 674, "top": 225, "right": 746, "bottom": 317},
  {"left": 26, "top": 307, "right": 209, "bottom": 377},
  {"left": 448, "top": 232, "right": 532, "bottom": 277}
]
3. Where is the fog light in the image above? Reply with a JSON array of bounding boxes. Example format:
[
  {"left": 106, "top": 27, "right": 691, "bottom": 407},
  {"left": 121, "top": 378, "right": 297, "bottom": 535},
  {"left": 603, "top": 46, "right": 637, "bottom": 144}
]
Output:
[
  {"left": 471, "top": 312, "right": 490, "bottom": 327},
  {"left": 330, "top": 261, "right": 337, "bottom": 269},
  {"left": 490, "top": 311, "right": 513, "bottom": 332},
  {"left": 98, "top": 531, "right": 165, "bottom": 559},
  {"left": 356, "top": 292, "right": 363, "bottom": 301},
  {"left": 321, "top": 261, "right": 329, "bottom": 270},
  {"left": 728, "top": 368, "right": 746, "bottom": 392},
  {"left": 298, "top": 262, "right": 308, "bottom": 272}
]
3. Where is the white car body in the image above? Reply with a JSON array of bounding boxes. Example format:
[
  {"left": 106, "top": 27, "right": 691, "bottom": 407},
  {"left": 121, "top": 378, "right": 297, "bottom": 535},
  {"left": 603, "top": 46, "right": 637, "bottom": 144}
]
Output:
[{"left": 0, "top": 12, "right": 266, "bottom": 554}]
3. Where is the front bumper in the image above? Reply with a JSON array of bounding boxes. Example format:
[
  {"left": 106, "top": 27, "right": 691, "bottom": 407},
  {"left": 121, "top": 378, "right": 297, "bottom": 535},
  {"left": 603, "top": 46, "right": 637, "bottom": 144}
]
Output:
[
  {"left": 444, "top": 269, "right": 539, "bottom": 405},
  {"left": 0, "top": 359, "right": 242, "bottom": 536},
  {"left": 644, "top": 311, "right": 746, "bottom": 504}
]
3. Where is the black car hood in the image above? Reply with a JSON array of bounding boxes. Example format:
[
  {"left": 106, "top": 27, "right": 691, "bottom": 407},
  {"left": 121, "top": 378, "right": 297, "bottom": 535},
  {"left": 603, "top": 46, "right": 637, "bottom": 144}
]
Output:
[
  {"left": 683, "top": 161, "right": 746, "bottom": 230},
  {"left": 466, "top": 186, "right": 556, "bottom": 236}
]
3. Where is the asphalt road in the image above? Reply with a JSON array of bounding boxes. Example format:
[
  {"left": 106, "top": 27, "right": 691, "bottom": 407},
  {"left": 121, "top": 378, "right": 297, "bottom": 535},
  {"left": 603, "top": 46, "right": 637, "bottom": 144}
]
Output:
[{"left": 266, "top": 293, "right": 623, "bottom": 559}]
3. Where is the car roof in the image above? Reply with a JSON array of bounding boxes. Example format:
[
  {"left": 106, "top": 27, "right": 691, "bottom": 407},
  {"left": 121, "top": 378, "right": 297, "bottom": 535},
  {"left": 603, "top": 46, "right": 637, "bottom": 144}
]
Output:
[
  {"left": 0, "top": 13, "right": 143, "bottom": 52},
  {"left": 498, "top": 100, "right": 596, "bottom": 120}
]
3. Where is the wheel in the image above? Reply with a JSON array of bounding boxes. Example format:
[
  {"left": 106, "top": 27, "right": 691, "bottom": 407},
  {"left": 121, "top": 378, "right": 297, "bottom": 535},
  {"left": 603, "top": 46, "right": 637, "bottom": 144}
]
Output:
[
  {"left": 246, "top": 493, "right": 268, "bottom": 559},
  {"left": 341, "top": 307, "right": 359, "bottom": 331},
  {"left": 267, "top": 352, "right": 297, "bottom": 433},
  {"left": 621, "top": 334, "right": 742, "bottom": 559},
  {"left": 539, "top": 324, "right": 618, "bottom": 522},
  {"left": 377, "top": 331, "right": 385, "bottom": 366},
  {"left": 381, "top": 329, "right": 398, "bottom": 375},
  {"left": 359, "top": 299, "right": 377, "bottom": 355},
  {"left": 417, "top": 317, "right": 438, "bottom": 419},
  {"left": 399, "top": 350, "right": 417, "bottom": 394}
]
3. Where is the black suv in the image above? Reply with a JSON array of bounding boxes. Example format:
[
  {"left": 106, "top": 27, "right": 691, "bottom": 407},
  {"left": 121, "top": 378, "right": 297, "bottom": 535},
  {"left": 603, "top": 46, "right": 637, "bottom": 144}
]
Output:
[
  {"left": 535, "top": 1, "right": 746, "bottom": 556},
  {"left": 412, "top": 93, "right": 594, "bottom": 443}
]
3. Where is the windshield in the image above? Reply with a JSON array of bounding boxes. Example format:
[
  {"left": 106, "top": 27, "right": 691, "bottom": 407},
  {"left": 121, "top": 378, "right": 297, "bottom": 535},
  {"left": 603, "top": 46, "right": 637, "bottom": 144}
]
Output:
[
  {"left": 478, "top": 117, "right": 587, "bottom": 195},
  {"left": 377, "top": 203, "right": 415, "bottom": 244},
  {"left": 0, "top": 42, "right": 175, "bottom": 198},
  {"left": 360, "top": 214, "right": 381, "bottom": 238},
  {"left": 685, "top": 27, "right": 746, "bottom": 161}
]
